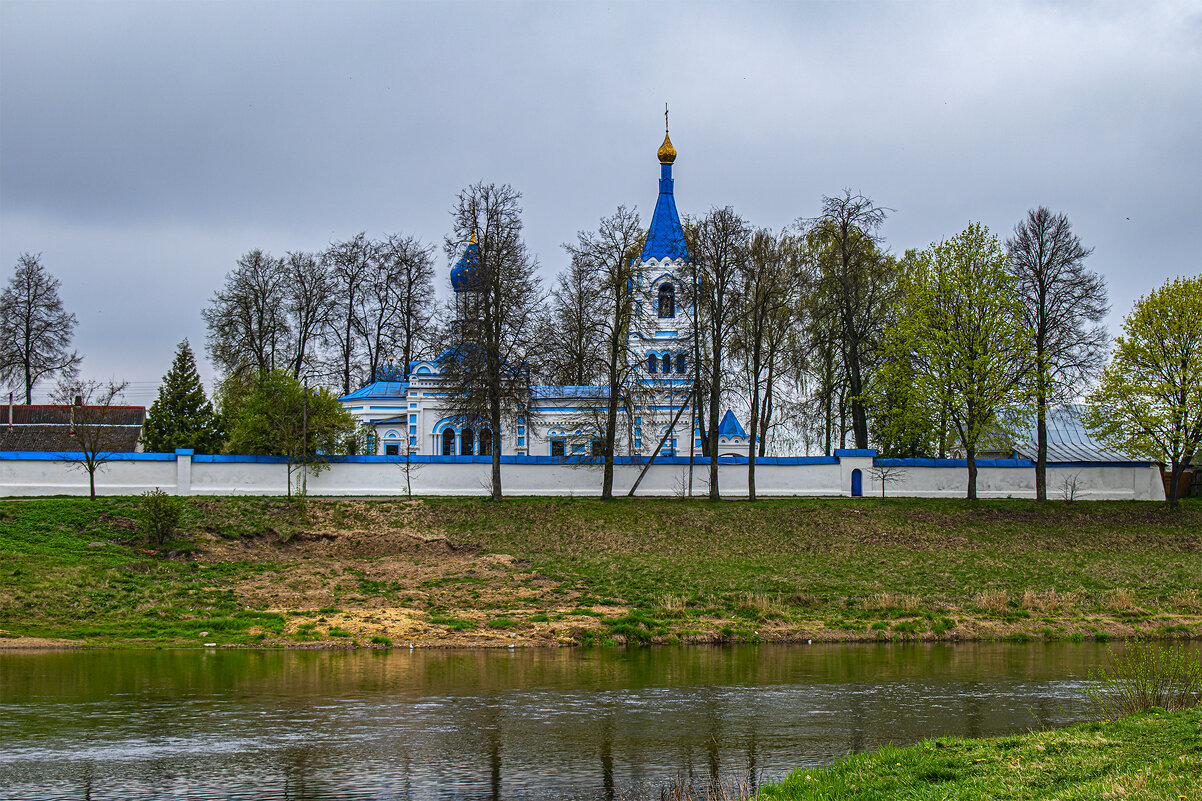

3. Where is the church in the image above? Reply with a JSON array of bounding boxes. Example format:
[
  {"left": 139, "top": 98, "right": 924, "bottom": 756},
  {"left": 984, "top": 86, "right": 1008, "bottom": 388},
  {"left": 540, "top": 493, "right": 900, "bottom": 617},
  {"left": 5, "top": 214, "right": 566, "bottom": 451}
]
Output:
[{"left": 338, "top": 129, "right": 749, "bottom": 460}]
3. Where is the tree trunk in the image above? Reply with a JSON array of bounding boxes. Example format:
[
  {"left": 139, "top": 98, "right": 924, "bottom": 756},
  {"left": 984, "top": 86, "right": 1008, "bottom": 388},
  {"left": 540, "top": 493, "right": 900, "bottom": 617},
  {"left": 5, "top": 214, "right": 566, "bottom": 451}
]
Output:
[
  {"left": 847, "top": 342, "right": 868, "bottom": 449},
  {"left": 88, "top": 467, "right": 96, "bottom": 501},
  {"left": 1166, "top": 458, "right": 1186, "bottom": 510},
  {"left": 1035, "top": 396, "right": 1048, "bottom": 503},
  {"left": 748, "top": 343, "right": 761, "bottom": 502},
  {"left": 490, "top": 396, "right": 502, "bottom": 501},
  {"left": 601, "top": 376, "right": 619, "bottom": 500},
  {"left": 708, "top": 379, "right": 720, "bottom": 500},
  {"left": 966, "top": 444, "right": 978, "bottom": 501}
]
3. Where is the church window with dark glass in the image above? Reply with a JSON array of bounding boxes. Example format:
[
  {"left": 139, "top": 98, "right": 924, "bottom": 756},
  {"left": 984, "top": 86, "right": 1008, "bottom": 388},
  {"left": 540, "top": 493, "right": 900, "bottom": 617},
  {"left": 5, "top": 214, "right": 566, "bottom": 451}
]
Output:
[
  {"left": 647, "top": 353, "right": 657, "bottom": 373},
  {"left": 441, "top": 428, "right": 455, "bottom": 456},
  {"left": 658, "top": 283, "right": 675, "bottom": 318},
  {"left": 461, "top": 428, "right": 475, "bottom": 456},
  {"left": 661, "top": 354, "right": 672, "bottom": 373},
  {"left": 675, "top": 353, "right": 687, "bottom": 373},
  {"left": 479, "top": 428, "right": 493, "bottom": 456},
  {"left": 385, "top": 444, "right": 399, "bottom": 456},
  {"left": 550, "top": 439, "right": 566, "bottom": 457}
]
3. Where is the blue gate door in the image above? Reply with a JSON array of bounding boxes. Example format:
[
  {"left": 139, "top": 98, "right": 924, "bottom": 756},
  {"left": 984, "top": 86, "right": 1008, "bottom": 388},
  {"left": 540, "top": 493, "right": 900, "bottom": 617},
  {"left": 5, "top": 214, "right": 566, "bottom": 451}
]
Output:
[{"left": 851, "top": 468, "right": 863, "bottom": 497}]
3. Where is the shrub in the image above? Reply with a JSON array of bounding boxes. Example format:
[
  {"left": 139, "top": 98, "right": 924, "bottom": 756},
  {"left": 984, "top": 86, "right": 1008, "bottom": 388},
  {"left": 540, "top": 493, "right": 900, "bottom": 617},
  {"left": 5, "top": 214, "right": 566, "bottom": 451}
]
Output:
[
  {"left": 140, "top": 488, "right": 182, "bottom": 545},
  {"left": 1085, "top": 640, "right": 1202, "bottom": 717}
]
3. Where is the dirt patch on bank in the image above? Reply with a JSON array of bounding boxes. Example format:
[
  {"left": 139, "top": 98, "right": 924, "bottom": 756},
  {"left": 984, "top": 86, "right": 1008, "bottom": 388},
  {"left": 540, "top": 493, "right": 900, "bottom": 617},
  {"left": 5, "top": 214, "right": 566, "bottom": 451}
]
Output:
[{"left": 0, "top": 635, "right": 86, "bottom": 649}]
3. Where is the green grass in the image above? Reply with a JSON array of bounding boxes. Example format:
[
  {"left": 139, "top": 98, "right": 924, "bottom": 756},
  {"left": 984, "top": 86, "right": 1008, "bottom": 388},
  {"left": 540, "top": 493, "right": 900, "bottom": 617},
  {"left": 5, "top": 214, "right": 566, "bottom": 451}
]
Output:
[
  {"left": 428, "top": 616, "right": 475, "bottom": 631},
  {"left": 758, "top": 706, "right": 1202, "bottom": 800},
  {"left": 1, "top": 496, "right": 1199, "bottom": 646}
]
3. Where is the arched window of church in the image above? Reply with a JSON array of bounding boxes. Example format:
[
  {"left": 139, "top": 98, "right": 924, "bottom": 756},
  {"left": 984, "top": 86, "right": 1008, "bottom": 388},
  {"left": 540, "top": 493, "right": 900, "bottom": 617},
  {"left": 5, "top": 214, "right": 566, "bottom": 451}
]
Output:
[
  {"left": 675, "top": 353, "right": 687, "bottom": 373},
  {"left": 461, "top": 428, "right": 475, "bottom": 456},
  {"left": 658, "top": 283, "right": 675, "bottom": 318},
  {"left": 479, "top": 428, "right": 492, "bottom": 456},
  {"left": 661, "top": 354, "right": 672, "bottom": 373},
  {"left": 647, "top": 353, "right": 657, "bottom": 373},
  {"left": 441, "top": 428, "right": 455, "bottom": 456}
]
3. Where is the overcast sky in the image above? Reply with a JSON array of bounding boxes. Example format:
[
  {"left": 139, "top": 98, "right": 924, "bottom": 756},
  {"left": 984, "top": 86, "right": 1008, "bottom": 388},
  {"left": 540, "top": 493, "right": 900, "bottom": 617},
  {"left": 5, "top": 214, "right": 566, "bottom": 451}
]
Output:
[{"left": 2, "top": 0, "right": 1199, "bottom": 405}]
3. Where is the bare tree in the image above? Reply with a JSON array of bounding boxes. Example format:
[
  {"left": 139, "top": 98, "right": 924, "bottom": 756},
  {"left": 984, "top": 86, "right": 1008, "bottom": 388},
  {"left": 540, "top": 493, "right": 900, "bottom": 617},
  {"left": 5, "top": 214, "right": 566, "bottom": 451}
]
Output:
[
  {"left": 355, "top": 245, "right": 405, "bottom": 384},
  {"left": 1006, "top": 207, "right": 1108, "bottom": 502},
  {"left": 53, "top": 378, "right": 131, "bottom": 500},
  {"left": 803, "top": 192, "right": 896, "bottom": 449},
  {"left": 541, "top": 252, "right": 604, "bottom": 387},
  {"left": 733, "top": 228, "right": 800, "bottom": 500},
  {"left": 868, "top": 463, "right": 907, "bottom": 497},
  {"left": 690, "top": 206, "right": 750, "bottom": 499},
  {"left": 0, "top": 253, "right": 82, "bottom": 403},
  {"left": 324, "top": 232, "right": 375, "bottom": 395},
  {"left": 380, "top": 233, "right": 437, "bottom": 375},
  {"left": 282, "top": 251, "right": 334, "bottom": 381},
  {"left": 563, "top": 206, "right": 648, "bottom": 498},
  {"left": 202, "top": 249, "right": 290, "bottom": 380},
  {"left": 438, "top": 182, "right": 542, "bottom": 500}
]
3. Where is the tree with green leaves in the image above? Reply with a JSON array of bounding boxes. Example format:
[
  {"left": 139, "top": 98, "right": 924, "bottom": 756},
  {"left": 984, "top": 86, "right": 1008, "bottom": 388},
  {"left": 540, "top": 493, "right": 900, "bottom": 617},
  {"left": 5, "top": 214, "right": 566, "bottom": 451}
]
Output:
[
  {"left": 803, "top": 192, "right": 897, "bottom": 450},
  {"left": 223, "top": 369, "right": 359, "bottom": 497},
  {"left": 733, "top": 228, "right": 801, "bottom": 500},
  {"left": 142, "top": 339, "right": 223, "bottom": 453},
  {"left": 1085, "top": 274, "right": 1202, "bottom": 509},
  {"left": 878, "top": 223, "right": 1032, "bottom": 499}
]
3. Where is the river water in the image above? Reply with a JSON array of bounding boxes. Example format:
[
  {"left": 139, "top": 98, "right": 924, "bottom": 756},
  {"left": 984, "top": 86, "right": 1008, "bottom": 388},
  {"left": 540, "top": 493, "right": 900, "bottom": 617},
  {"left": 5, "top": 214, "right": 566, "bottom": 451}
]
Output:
[{"left": 0, "top": 642, "right": 1156, "bottom": 800}]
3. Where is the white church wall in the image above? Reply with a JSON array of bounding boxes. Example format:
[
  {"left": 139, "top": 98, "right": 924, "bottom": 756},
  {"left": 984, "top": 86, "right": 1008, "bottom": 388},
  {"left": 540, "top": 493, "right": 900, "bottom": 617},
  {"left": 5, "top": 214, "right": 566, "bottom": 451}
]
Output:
[{"left": 0, "top": 452, "right": 1165, "bottom": 500}]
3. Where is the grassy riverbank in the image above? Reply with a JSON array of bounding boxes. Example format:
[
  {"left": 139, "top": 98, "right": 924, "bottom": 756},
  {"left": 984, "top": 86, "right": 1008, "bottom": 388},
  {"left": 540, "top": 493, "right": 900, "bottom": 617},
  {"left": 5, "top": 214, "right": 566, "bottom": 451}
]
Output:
[
  {"left": 1, "top": 495, "right": 1199, "bottom": 647},
  {"left": 757, "top": 706, "right": 1202, "bottom": 800}
]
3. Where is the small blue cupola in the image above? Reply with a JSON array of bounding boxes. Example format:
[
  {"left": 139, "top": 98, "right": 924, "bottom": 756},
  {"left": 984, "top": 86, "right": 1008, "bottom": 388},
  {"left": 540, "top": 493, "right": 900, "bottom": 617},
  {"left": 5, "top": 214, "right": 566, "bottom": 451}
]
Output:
[
  {"left": 717, "top": 410, "right": 747, "bottom": 439},
  {"left": 450, "top": 233, "right": 481, "bottom": 291},
  {"left": 641, "top": 128, "right": 689, "bottom": 263},
  {"left": 375, "top": 356, "right": 405, "bottom": 382}
]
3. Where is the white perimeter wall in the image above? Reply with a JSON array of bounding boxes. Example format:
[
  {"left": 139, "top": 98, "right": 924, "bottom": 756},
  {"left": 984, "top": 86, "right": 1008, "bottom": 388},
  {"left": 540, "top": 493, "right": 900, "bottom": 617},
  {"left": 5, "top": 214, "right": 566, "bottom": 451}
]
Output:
[{"left": 0, "top": 454, "right": 1166, "bottom": 501}]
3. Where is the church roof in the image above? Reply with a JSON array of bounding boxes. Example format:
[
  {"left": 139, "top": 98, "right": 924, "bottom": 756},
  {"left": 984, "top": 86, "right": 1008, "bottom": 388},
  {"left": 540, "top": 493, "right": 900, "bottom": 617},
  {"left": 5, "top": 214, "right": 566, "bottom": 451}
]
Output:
[
  {"left": 1014, "top": 404, "right": 1140, "bottom": 462},
  {"left": 718, "top": 409, "right": 746, "bottom": 439},
  {"left": 339, "top": 381, "right": 408, "bottom": 402},
  {"left": 450, "top": 235, "right": 480, "bottom": 291},
  {"left": 641, "top": 134, "right": 689, "bottom": 263}
]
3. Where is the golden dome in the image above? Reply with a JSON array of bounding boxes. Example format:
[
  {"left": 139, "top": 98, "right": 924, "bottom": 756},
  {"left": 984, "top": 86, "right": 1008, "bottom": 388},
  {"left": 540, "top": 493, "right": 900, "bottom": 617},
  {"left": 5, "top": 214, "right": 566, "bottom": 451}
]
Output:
[{"left": 657, "top": 131, "right": 676, "bottom": 164}]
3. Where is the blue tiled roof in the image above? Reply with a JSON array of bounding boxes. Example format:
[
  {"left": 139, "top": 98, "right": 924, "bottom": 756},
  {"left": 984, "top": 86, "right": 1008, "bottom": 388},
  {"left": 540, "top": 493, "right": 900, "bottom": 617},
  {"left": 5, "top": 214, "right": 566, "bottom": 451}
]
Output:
[
  {"left": 641, "top": 162, "right": 689, "bottom": 263},
  {"left": 339, "top": 381, "right": 408, "bottom": 402},
  {"left": 717, "top": 409, "right": 746, "bottom": 438}
]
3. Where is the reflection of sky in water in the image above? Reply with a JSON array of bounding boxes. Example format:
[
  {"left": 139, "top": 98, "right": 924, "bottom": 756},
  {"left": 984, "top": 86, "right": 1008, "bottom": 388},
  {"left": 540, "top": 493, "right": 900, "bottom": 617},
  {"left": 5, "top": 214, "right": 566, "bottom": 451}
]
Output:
[{"left": 1, "top": 642, "right": 1181, "bottom": 800}]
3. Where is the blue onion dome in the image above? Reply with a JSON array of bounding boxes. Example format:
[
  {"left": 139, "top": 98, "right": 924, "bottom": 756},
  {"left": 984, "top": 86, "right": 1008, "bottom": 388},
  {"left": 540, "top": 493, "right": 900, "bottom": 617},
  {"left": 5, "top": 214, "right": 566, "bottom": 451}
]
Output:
[
  {"left": 375, "top": 356, "right": 405, "bottom": 382},
  {"left": 450, "top": 233, "right": 481, "bottom": 291}
]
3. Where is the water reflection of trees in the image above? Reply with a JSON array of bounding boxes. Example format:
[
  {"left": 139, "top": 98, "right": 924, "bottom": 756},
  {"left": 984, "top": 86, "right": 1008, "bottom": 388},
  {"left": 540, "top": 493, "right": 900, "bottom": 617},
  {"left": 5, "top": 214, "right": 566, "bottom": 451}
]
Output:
[{"left": 3, "top": 642, "right": 1181, "bottom": 799}]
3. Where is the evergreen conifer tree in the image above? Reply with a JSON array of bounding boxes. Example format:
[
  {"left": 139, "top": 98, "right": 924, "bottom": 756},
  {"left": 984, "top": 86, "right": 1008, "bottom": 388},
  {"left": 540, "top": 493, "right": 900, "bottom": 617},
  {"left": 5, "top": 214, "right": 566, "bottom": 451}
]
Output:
[{"left": 143, "top": 340, "right": 224, "bottom": 453}]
